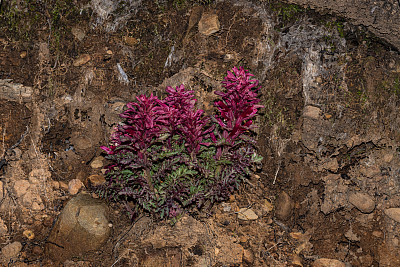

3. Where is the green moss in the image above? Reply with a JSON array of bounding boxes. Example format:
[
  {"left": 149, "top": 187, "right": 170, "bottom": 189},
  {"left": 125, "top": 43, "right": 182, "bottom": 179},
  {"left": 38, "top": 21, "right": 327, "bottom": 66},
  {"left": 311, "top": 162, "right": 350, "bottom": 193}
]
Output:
[
  {"left": 324, "top": 20, "right": 345, "bottom": 38},
  {"left": 393, "top": 77, "right": 400, "bottom": 96},
  {"left": 0, "top": 0, "right": 86, "bottom": 53},
  {"left": 269, "top": 2, "right": 305, "bottom": 30},
  {"left": 194, "top": 0, "right": 215, "bottom": 4},
  {"left": 261, "top": 92, "right": 294, "bottom": 137},
  {"left": 379, "top": 76, "right": 400, "bottom": 97},
  {"left": 0, "top": 1, "right": 41, "bottom": 41},
  {"left": 173, "top": 0, "right": 187, "bottom": 9}
]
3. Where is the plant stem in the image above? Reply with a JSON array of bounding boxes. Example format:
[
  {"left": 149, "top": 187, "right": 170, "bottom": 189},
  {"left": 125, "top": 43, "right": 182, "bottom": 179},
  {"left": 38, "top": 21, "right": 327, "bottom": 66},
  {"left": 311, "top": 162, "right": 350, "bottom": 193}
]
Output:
[{"left": 143, "top": 153, "right": 154, "bottom": 193}]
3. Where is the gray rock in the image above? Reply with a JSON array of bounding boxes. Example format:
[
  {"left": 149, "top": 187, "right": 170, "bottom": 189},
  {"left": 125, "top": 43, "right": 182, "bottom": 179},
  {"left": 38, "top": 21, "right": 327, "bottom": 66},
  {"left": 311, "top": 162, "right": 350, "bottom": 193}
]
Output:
[
  {"left": 90, "top": 156, "right": 104, "bottom": 169},
  {"left": 86, "top": 174, "right": 106, "bottom": 188},
  {"left": 344, "top": 227, "right": 360, "bottom": 242},
  {"left": 312, "top": 258, "right": 346, "bottom": 267},
  {"left": 0, "top": 79, "right": 33, "bottom": 102},
  {"left": 384, "top": 208, "right": 400, "bottom": 223},
  {"left": 71, "top": 27, "right": 86, "bottom": 42},
  {"left": 237, "top": 208, "right": 258, "bottom": 221},
  {"left": 68, "top": 179, "right": 84, "bottom": 195},
  {"left": 303, "top": 105, "right": 321, "bottom": 119},
  {"left": 348, "top": 192, "right": 375, "bottom": 213},
  {"left": 275, "top": 191, "right": 293, "bottom": 220},
  {"left": 73, "top": 54, "right": 91, "bottom": 67},
  {"left": 13, "top": 179, "right": 30, "bottom": 197},
  {"left": 198, "top": 12, "right": 220, "bottom": 36},
  {"left": 46, "top": 193, "right": 111, "bottom": 262},
  {"left": 123, "top": 36, "right": 138, "bottom": 46},
  {"left": 1, "top": 241, "right": 22, "bottom": 263}
]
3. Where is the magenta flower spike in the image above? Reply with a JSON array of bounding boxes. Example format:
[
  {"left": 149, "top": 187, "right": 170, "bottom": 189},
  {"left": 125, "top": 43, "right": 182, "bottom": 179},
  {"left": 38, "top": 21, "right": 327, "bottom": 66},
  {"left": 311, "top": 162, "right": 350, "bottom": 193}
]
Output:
[
  {"left": 214, "top": 66, "right": 264, "bottom": 144},
  {"left": 97, "top": 66, "right": 263, "bottom": 221}
]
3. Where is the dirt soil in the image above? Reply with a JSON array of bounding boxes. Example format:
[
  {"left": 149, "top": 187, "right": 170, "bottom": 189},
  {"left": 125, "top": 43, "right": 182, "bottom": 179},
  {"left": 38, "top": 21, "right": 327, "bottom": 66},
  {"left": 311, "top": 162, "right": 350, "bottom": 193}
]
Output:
[{"left": 1, "top": 0, "right": 400, "bottom": 266}]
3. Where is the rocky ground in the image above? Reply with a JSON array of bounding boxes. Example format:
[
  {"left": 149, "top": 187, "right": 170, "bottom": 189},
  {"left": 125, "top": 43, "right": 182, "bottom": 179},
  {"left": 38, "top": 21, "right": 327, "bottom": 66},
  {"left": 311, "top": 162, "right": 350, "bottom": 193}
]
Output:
[{"left": 1, "top": 0, "right": 400, "bottom": 266}]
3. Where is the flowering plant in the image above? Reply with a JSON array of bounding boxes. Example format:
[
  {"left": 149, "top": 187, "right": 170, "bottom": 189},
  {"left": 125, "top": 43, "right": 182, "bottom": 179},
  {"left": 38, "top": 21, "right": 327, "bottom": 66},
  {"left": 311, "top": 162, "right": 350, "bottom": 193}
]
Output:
[{"left": 97, "top": 67, "right": 263, "bottom": 221}]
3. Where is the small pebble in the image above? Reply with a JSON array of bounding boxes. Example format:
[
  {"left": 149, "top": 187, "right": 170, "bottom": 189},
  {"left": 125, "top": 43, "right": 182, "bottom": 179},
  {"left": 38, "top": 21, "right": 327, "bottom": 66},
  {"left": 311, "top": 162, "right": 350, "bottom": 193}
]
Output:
[
  {"left": 13, "top": 180, "right": 30, "bottom": 198},
  {"left": 73, "top": 54, "right": 91, "bottom": 67},
  {"left": 68, "top": 179, "right": 84, "bottom": 195},
  {"left": 23, "top": 230, "right": 35, "bottom": 240},
  {"left": 90, "top": 156, "right": 104, "bottom": 169},
  {"left": 303, "top": 106, "right": 321, "bottom": 120},
  {"left": 20, "top": 51, "right": 27, "bottom": 59},
  {"left": 262, "top": 199, "right": 274, "bottom": 214},
  {"left": 237, "top": 208, "right": 258, "bottom": 221},
  {"left": 222, "top": 203, "right": 231, "bottom": 212},
  {"left": 372, "top": 230, "right": 383, "bottom": 238},
  {"left": 71, "top": 27, "right": 85, "bottom": 41},
  {"left": 290, "top": 232, "right": 304, "bottom": 240},
  {"left": 123, "top": 36, "right": 139, "bottom": 46},
  {"left": 348, "top": 192, "right": 375, "bottom": 213},
  {"left": 86, "top": 174, "right": 106, "bottom": 187}
]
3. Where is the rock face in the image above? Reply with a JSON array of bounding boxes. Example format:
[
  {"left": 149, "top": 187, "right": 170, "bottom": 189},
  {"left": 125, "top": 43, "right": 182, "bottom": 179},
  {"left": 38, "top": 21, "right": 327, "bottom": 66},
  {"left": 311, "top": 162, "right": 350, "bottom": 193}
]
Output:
[
  {"left": 46, "top": 193, "right": 111, "bottom": 262},
  {"left": 283, "top": 0, "right": 400, "bottom": 51},
  {"left": 137, "top": 215, "right": 244, "bottom": 266}
]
